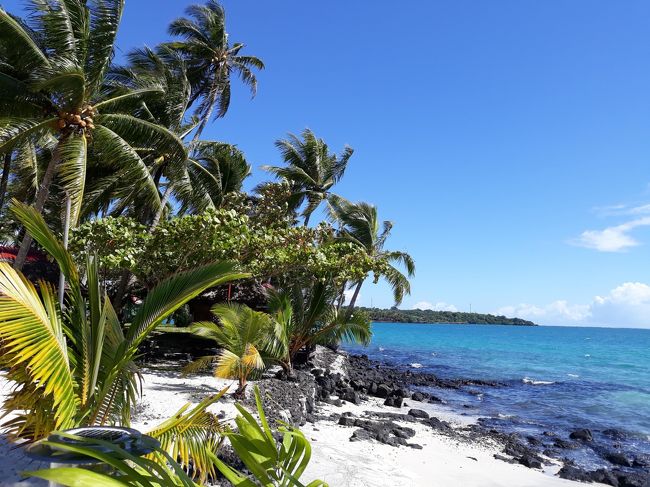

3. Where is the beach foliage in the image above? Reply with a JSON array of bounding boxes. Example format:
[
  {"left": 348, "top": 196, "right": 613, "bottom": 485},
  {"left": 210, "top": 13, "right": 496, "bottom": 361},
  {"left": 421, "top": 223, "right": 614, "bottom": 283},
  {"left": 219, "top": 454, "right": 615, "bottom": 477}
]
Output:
[
  {"left": 182, "top": 303, "right": 282, "bottom": 395},
  {"left": 214, "top": 386, "right": 328, "bottom": 486},
  {"left": 267, "top": 284, "right": 372, "bottom": 367},
  {"left": 25, "top": 387, "right": 326, "bottom": 486},
  {"left": 0, "top": 202, "right": 244, "bottom": 478}
]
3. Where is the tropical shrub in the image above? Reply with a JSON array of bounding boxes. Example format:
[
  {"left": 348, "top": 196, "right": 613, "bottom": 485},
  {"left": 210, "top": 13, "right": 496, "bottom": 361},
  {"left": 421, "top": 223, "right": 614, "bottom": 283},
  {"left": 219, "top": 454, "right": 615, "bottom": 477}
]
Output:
[
  {"left": 25, "top": 387, "right": 327, "bottom": 487},
  {"left": 267, "top": 283, "right": 372, "bottom": 368},
  {"left": 214, "top": 386, "right": 328, "bottom": 486},
  {"left": 0, "top": 202, "right": 245, "bottom": 477},
  {"left": 182, "top": 303, "right": 283, "bottom": 395}
]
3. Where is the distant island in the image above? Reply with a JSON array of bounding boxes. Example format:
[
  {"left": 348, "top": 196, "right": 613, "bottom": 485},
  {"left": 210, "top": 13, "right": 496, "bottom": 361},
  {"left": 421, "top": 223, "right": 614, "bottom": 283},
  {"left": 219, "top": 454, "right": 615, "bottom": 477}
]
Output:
[{"left": 359, "top": 307, "right": 537, "bottom": 326}]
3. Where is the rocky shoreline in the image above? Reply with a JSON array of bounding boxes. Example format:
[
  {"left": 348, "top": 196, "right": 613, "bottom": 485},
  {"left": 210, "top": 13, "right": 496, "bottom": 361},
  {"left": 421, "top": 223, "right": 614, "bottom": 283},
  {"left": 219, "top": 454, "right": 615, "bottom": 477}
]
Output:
[{"left": 251, "top": 347, "right": 649, "bottom": 487}]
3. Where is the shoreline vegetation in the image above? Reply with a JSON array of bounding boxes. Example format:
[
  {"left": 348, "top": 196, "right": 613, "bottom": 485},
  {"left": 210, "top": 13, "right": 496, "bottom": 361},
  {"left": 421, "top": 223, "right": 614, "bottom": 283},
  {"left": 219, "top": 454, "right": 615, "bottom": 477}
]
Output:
[{"left": 361, "top": 307, "right": 537, "bottom": 326}]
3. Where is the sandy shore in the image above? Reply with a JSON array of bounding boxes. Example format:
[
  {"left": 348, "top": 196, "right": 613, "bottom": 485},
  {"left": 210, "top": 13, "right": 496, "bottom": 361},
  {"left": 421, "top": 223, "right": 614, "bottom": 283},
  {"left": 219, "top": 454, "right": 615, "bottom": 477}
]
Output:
[{"left": 0, "top": 367, "right": 601, "bottom": 487}]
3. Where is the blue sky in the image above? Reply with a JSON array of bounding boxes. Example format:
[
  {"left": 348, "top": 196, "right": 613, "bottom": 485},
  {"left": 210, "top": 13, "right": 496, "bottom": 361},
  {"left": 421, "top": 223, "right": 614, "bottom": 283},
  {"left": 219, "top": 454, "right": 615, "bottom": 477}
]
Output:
[{"left": 5, "top": 1, "right": 650, "bottom": 326}]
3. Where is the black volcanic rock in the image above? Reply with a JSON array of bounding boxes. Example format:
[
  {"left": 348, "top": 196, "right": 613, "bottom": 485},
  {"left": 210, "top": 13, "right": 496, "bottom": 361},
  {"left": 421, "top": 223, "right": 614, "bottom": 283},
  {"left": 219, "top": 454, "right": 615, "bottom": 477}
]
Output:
[{"left": 569, "top": 429, "right": 593, "bottom": 442}]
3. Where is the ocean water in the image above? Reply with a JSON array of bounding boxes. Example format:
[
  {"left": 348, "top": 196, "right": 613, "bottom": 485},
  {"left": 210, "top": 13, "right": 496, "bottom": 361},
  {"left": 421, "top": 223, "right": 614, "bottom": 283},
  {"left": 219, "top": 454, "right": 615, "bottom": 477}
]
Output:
[{"left": 342, "top": 322, "right": 650, "bottom": 467}]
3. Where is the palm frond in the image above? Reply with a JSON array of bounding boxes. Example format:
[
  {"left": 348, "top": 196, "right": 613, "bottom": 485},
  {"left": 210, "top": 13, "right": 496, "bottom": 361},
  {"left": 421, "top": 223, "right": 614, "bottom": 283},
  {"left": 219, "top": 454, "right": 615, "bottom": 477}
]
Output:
[
  {"left": 0, "top": 266, "right": 78, "bottom": 430},
  {"left": 126, "top": 262, "right": 247, "bottom": 350},
  {"left": 146, "top": 390, "right": 226, "bottom": 482}
]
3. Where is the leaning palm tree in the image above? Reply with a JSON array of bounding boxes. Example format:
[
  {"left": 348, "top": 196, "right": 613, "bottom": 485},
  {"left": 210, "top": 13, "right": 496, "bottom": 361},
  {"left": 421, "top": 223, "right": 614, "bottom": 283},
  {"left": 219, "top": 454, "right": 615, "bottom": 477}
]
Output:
[
  {"left": 264, "top": 129, "right": 354, "bottom": 225},
  {"left": 166, "top": 0, "right": 264, "bottom": 141},
  {"left": 0, "top": 1, "right": 184, "bottom": 269},
  {"left": 328, "top": 195, "right": 415, "bottom": 315},
  {"left": 182, "top": 303, "right": 279, "bottom": 396}
]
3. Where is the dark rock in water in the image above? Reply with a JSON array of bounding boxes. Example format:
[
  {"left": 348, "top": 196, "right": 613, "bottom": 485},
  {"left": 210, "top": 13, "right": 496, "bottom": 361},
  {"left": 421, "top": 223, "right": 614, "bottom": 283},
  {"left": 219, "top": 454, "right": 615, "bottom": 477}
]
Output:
[
  {"left": 411, "top": 392, "right": 426, "bottom": 402},
  {"left": 408, "top": 409, "right": 430, "bottom": 419},
  {"left": 542, "top": 431, "right": 557, "bottom": 437},
  {"left": 633, "top": 454, "right": 650, "bottom": 468},
  {"left": 408, "top": 443, "right": 424, "bottom": 449},
  {"left": 616, "top": 470, "right": 650, "bottom": 487},
  {"left": 554, "top": 438, "right": 579, "bottom": 450},
  {"left": 311, "top": 368, "right": 324, "bottom": 377},
  {"left": 376, "top": 384, "right": 392, "bottom": 398},
  {"left": 569, "top": 428, "right": 593, "bottom": 442},
  {"left": 526, "top": 435, "right": 542, "bottom": 446},
  {"left": 605, "top": 452, "right": 634, "bottom": 468},
  {"left": 603, "top": 428, "right": 628, "bottom": 440},
  {"left": 428, "top": 395, "right": 445, "bottom": 404}
]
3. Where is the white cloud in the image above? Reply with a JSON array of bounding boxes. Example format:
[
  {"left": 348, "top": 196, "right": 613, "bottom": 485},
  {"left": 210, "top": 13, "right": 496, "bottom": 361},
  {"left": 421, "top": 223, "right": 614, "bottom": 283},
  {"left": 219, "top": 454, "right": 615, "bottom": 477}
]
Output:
[
  {"left": 414, "top": 301, "right": 458, "bottom": 312},
  {"left": 496, "top": 301, "right": 590, "bottom": 323},
  {"left": 497, "top": 282, "right": 650, "bottom": 328},
  {"left": 570, "top": 216, "right": 650, "bottom": 252}
]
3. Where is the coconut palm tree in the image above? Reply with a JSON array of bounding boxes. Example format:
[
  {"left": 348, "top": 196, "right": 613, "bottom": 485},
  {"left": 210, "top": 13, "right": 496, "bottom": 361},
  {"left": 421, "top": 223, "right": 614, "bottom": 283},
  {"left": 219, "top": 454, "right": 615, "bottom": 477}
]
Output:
[
  {"left": 328, "top": 195, "right": 415, "bottom": 316},
  {"left": 182, "top": 302, "right": 280, "bottom": 396},
  {"left": 103, "top": 46, "right": 251, "bottom": 226},
  {"left": 166, "top": 0, "right": 264, "bottom": 141},
  {"left": 264, "top": 129, "right": 354, "bottom": 226},
  {"left": 0, "top": 201, "right": 245, "bottom": 477},
  {"left": 0, "top": 1, "right": 185, "bottom": 269}
]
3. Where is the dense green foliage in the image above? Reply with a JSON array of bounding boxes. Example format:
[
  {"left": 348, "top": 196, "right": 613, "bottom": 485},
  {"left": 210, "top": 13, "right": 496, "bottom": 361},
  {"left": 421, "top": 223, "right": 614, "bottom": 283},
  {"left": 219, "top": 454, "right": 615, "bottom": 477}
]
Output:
[{"left": 360, "top": 307, "right": 536, "bottom": 326}]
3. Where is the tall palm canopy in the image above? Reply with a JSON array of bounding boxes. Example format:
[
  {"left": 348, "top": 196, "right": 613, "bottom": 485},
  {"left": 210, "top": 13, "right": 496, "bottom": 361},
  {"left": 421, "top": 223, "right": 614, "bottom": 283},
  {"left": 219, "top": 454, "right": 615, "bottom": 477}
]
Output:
[
  {"left": 0, "top": 0, "right": 187, "bottom": 267},
  {"left": 167, "top": 0, "right": 264, "bottom": 140},
  {"left": 264, "top": 128, "right": 354, "bottom": 225},
  {"left": 328, "top": 195, "right": 415, "bottom": 308}
]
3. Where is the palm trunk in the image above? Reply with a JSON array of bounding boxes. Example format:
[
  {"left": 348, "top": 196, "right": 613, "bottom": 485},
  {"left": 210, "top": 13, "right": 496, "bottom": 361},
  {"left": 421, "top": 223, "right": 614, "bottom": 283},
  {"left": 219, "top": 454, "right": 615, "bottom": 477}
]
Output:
[
  {"left": 192, "top": 79, "right": 219, "bottom": 143},
  {"left": 14, "top": 149, "right": 59, "bottom": 271},
  {"left": 0, "top": 152, "right": 12, "bottom": 211},
  {"left": 336, "top": 282, "right": 347, "bottom": 311},
  {"left": 113, "top": 176, "right": 171, "bottom": 315},
  {"left": 150, "top": 184, "right": 173, "bottom": 230},
  {"left": 112, "top": 269, "right": 134, "bottom": 317},
  {"left": 58, "top": 194, "right": 71, "bottom": 307},
  {"left": 345, "top": 281, "right": 363, "bottom": 320}
]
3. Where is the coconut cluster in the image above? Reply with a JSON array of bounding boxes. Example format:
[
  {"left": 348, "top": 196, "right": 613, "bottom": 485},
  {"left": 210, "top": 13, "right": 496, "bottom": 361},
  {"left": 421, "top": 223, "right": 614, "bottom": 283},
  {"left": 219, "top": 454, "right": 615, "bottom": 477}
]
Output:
[{"left": 57, "top": 106, "right": 97, "bottom": 132}]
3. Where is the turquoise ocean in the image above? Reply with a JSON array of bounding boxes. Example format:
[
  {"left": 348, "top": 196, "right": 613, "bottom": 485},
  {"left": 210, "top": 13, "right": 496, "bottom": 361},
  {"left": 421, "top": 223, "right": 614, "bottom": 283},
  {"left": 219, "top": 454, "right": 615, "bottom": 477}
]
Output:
[{"left": 341, "top": 322, "right": 650, "bottom": 468}]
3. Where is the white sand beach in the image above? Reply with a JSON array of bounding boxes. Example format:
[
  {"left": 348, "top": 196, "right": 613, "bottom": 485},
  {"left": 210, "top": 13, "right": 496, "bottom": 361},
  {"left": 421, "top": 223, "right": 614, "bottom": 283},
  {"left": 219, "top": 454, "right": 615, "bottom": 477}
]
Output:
[{"left": 0, "top": 366, "right": 604, "bottom": 487}]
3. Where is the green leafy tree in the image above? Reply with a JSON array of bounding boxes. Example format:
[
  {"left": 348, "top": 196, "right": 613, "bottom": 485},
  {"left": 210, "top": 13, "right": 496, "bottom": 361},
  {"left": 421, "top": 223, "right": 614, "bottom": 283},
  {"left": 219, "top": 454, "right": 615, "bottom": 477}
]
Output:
[
  {"left": 167, "top": 0, "right": 264, "bottom": 141},
  {"left": 264, "top": 129, "right": 353, "bottom": 225}
]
